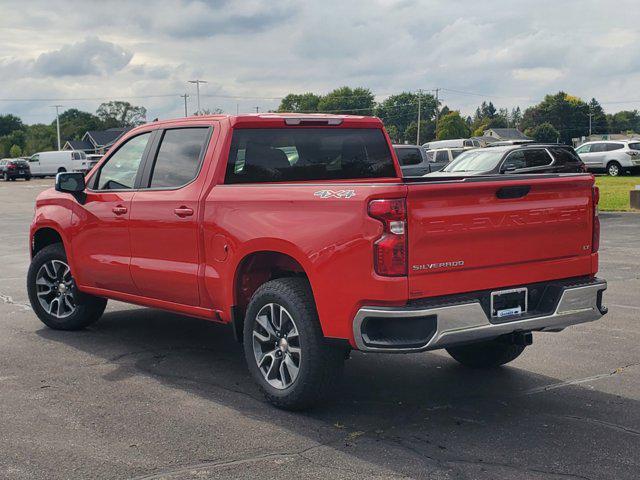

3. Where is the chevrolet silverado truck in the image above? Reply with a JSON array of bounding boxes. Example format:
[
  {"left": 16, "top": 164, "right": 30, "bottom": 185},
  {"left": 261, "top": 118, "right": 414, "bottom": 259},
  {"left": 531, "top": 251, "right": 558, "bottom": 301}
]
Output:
[{"left": 27, "top": 114, "right": 607, "bottom": 410}]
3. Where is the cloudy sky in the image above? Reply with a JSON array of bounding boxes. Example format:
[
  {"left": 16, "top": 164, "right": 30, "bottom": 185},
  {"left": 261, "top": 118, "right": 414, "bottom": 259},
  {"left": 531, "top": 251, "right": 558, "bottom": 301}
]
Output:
[{"left": 1, "top": 0, "right": 640, "bottom": 124}]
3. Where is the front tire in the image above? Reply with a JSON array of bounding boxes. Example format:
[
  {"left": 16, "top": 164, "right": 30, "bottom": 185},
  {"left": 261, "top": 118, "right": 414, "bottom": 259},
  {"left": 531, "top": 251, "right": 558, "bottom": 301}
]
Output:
[
  {"left": 27, "top": 243, "right": 107, "bottom": 330},
  {"left": 607, "top": 161, "right": 621, "bottom": 177},
  {"left": 446, "top": 336, "right": 526, "bottom": 368},
  {"left": 243, "top": 278, "right": 346, "bottom": 410}
]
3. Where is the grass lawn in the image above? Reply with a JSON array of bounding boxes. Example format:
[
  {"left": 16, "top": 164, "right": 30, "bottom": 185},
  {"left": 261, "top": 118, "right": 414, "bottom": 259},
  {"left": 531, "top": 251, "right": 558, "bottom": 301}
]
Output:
[{"left": 595, "top": 175, "right": 640, "bottom": 211}]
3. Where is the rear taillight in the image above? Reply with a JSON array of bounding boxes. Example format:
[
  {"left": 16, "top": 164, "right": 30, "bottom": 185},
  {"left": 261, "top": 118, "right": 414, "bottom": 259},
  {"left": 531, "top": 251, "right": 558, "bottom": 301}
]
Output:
[
  {"left": 7, "top": 163, "right": 15, "bottom": 170},
  {"left": 625, "top": 150, "right": 639, "bottom": 156},
  {"left": 592, "top": 186, "right": 600, "bottom": 253},
  {"left": 368, "top": 198, "right": 407, "bottom": 276}
]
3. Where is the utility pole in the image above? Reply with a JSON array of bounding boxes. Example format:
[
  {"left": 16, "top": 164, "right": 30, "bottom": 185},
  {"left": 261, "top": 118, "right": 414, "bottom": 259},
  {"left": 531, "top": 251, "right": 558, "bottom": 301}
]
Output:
[
  {"left": 180, "top": 93, "right": 189, "bottom": 117},
  {"left": 188, "top": 79, "right": 207, "bottom": 114},
  {"left": 51, "top": 105, "right": 63, "bottom": 150},
  {"left": 416, "top": 90, "right": 422, "bottom": 145},
  {"left": 434, "top": 88, "right": 440, "bottom": 125},
  {"left": 588, "top": 112, "right": 594, "bottom": 137},
  {"left": 255, "top": 106, "right": 259, "bottom": 113},
  {"left": 236, "top": 103, "right": 239, "bottom": 115}
]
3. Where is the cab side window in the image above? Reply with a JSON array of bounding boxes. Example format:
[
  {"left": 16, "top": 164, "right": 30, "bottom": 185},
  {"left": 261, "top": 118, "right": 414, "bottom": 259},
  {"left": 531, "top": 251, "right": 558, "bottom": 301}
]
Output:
[
  {"left": 147, "top": 128, "right": 210, "bottom": 188},
  {"left": 94, "top": 132, "right": 151, "bottom": 190},
  {"left": 605, "top": 143, "right": 624, "bottom": 151}
]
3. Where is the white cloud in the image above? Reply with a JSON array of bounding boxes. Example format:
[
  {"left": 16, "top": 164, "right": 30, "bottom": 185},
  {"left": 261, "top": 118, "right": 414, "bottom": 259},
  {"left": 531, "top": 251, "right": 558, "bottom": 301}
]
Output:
[{"left": 1, "top": 0, "right": 640, "bottom": 123}]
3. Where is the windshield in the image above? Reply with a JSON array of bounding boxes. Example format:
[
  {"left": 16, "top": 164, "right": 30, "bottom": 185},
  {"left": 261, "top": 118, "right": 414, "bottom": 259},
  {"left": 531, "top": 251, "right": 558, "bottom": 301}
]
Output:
[{"left": 443, "top": 149, "right": 504, "bottom": 172}]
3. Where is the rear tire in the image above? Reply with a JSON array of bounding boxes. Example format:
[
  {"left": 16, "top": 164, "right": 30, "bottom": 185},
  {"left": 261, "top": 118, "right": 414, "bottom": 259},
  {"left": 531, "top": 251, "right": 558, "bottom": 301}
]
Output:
[
  {"left": 57, "top": 167, "right": 67, "bottom": 174},
  {"left": 25, "top": 176, "right": 31, "bottom": 181},
  {"left": 2, "top": 173, "right": 8, "bottom": 181},
  {"left": 243, "top": 277, "right": 346, "bottom": 410},
  {"left": 27, "top": 243, "right": 107, "bottom": 330},
  {"left": 446, "top": 336, "right": 526, "bottom": 368},
  {"left": 607, "top": 161, "right": 621, "bottom": 177}
]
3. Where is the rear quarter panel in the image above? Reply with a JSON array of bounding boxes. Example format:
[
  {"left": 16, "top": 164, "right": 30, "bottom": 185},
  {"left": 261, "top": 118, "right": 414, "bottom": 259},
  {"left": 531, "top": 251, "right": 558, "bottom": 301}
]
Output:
[{"left": 201, "top": 182, "right": 408, "bottom": 340}]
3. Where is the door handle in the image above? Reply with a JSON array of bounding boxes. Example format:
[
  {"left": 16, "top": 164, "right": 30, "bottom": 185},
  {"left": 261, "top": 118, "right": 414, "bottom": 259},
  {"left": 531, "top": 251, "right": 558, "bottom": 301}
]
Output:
[
  {"left": 174, "top": 206, "right": 194, "bottom": 217},
  {"left": 496, "top": 185, "right": 531, "bottom": 199},
  {"left": 112, "top": 205, "right": 128, "bottom": 215}
]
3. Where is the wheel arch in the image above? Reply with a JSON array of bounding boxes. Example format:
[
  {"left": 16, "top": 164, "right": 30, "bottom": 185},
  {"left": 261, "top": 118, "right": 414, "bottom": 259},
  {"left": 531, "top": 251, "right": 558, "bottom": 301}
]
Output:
[
  {"left": 31, "top": 226, "right": 65, "bottom": 258},
  {"left": 230, "top": 250, "right": 314, "bottom": 342}
]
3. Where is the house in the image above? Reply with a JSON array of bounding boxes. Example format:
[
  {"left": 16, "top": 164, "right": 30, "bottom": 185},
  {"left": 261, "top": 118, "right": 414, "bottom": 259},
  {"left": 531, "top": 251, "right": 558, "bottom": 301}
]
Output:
[
  {"left": 62, "top": 128, "right": 129, "bottom": 154},
  {"left": 483, "top": 128, "right": 531, "bottom": 141}
]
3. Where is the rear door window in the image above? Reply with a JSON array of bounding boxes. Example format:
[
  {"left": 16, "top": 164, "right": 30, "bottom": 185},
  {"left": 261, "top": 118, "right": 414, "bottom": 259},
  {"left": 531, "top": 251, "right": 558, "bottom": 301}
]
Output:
[
  {"left": 549, "top": 147, "right": 582, "bottom": 165},
  {"left": 435, "top": 150, "right": 449, "bottom": 162},
  {"left": 451, "top": 149, "right": 465, "bottom": 159},
  {"left": 590, "top": 143, "right": 607, "bottom": 153},
  {"left": 396, "top": 148, "right": 422, "bottom": 166},
  {"left": 605, "top": 143, "right": 624, "bottom": 151},
  {"left": 147, "top": 128, "right": 210, "bottom": 188},
  {"left": 524, "top": 149, "right": 553, "bottom": 167},
  {"left": 225, "top": 128, "right": 396, "bottom": 183}
]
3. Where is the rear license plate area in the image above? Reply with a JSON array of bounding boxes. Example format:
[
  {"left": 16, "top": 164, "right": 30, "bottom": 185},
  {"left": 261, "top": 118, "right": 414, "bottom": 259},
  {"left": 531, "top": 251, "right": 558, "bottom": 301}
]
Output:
[{"left": 491, "top": 287, "right": 527, "bottom": 320}]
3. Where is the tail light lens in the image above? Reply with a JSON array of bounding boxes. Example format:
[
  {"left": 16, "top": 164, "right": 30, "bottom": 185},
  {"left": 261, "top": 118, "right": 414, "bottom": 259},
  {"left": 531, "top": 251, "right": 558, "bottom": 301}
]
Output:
[
  {"left": 592, "top": 186, "right": 600, "bottom": 253},
  {"left": 7, "top": 163, "right": 15, "bottom": 170},
  {"left": 368, "top": 199, "right": 407, "bottom": 276}
]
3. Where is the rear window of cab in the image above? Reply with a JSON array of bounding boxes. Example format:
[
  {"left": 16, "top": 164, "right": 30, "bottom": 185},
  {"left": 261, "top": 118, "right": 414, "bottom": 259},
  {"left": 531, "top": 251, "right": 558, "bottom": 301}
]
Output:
[{"left": 225, "top": 128, "right": 396, "bottom": 183}]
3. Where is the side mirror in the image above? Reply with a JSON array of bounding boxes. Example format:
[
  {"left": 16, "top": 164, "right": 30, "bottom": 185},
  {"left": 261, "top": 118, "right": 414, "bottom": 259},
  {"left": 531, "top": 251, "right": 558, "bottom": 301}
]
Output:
[
  {"left": 501, "top": 165, "right": 517, "bottom": 173},
  {"left": 55, "top": 172, "right": 86, "bottom": 193}
]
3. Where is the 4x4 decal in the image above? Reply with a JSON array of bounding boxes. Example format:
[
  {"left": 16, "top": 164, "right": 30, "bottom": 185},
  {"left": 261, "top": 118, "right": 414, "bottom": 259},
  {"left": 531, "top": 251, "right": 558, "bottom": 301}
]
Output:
[{"left": 313, "top": 189, "right": 356, "bottom": 199}]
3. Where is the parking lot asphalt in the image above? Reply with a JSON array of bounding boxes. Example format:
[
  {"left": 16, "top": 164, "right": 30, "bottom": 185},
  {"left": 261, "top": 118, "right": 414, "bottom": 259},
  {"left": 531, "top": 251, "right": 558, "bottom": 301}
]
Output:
[{"left": 0, "top": 178, "right": 638, "bottom": 480}]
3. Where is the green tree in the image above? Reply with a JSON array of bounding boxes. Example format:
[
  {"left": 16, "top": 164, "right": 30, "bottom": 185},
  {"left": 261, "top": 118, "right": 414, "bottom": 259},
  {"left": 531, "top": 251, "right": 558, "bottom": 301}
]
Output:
[
  {"left": 9, "top": 144, "right": 22, "bottom": 157},
  {"left": 520, "top": 92, "right": 589, "bottom": 143},
  {"left": 384, "top": 124, "right": 400, "bottom": 143},
  {"left": 607, "top": 110, "right": 640, "bottom": 133},
  {"left": 525, "top": 122, "right": 560, "bottom": 142},
  {"left": 510, "top": 107, "right": 522, "bottom": 128},
  {"left": 277, "top": 93, "right": 321, "bottom": 112},
  {"left": 0, "top": 114, "right": 24, "bottom": 137},
  {"left": 588, "top": 98, "right": 608, "bottom": 135},
  {"left": 376, "top": 91, "right": 438, "bottom": 143},
  {"left": 57, "top": 108, "right": 102, "bottom": 141},
  {"left": 404, "top": 120, "right": 436, "bottom": 145},
  {"left": 96, "top": 101, "right": 147, "bottom": 128},
  {"left": 436, "top": 111, "right": 470, "bottom": 140},
  {"left": 24, "top": 124, "right": 56, "bottom": 155},
  {"left": 0, "top": 130, "right": 26, "bottom": 157},
  {"left": 316, "top": 87, "right": 375, "bottom": 115}
]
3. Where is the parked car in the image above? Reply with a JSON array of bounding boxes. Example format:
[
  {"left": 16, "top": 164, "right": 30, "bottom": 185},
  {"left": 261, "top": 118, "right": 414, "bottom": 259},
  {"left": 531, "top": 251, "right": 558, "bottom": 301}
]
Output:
[
  {"left": 575, "top": 140, "right": 640, "bottom": 176},
  {"left": 426, "top": 147, "right": 468, "bottom": 171},
  {"left": 422, "top": 138, "right": 480, "bottom": 150},
  {"left": 393, "top": 145, "right": 432, "bottom": 176},
  {"left": 0, "top": 158, "right": 31, "bottom": 181},
  {"left": 85, "top": 154, "right": 103, "bottom": 173},
  {"left": 28, "top": 114, "right": 606, "bottom": 410},
  {"left": 425, "top": 143, "right": 585, "bottom": 176},
  {"left": 27, "top": 150, "right": 89, "bottom": 177}
]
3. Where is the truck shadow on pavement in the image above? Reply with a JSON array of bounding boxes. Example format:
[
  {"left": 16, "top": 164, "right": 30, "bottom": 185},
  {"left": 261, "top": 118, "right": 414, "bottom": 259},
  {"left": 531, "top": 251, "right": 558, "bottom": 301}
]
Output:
[{"left": 37, "top": 306, "right": 639, "bottom": 480}]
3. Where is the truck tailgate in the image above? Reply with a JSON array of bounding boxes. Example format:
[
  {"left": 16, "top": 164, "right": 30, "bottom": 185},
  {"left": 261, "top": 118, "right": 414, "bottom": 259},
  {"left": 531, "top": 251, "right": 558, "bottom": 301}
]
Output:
[{"left": 406, "top": 175, "right": 596, "bottom": 299}]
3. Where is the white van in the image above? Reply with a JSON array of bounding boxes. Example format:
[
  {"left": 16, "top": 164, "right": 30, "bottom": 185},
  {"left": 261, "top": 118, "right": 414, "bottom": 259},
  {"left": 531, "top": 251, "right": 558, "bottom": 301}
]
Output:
[
  {"left": 27, "top": 150, "right": 89, "bottom": 177},
  {"left": 422, "top": 138, "right": 480, "bottom": 150}
]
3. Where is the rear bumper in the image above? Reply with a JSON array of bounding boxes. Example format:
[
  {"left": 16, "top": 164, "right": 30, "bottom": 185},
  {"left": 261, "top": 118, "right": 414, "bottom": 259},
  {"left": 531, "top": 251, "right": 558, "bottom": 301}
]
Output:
[{"left": 353, "top": 277, "right": 607, "bottom": 353}]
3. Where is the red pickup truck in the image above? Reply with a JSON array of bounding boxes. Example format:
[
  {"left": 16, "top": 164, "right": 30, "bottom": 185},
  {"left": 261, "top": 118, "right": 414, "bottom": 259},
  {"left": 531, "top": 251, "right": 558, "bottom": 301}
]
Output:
[{"left": 27, "top": 114, "right": 607, "bottom": 409}]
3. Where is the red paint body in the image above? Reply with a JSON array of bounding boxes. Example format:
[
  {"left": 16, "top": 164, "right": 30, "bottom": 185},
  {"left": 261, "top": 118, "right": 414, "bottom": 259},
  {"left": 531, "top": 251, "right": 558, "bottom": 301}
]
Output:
[{"left": 30, "top": 115, "right": 599, "bottom": 347}]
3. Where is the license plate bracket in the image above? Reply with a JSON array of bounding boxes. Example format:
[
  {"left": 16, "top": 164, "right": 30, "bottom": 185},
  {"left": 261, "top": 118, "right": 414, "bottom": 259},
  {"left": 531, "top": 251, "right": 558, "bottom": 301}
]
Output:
[{"left": 491, "top": 287, "right": 528, "bottom": 319}]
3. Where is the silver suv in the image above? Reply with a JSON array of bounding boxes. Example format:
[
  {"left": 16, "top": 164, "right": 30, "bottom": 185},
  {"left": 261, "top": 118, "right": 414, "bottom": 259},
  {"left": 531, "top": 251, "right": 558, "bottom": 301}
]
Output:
[{"left": 575, "top": 140, "right": 640, "bottom": 176}]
